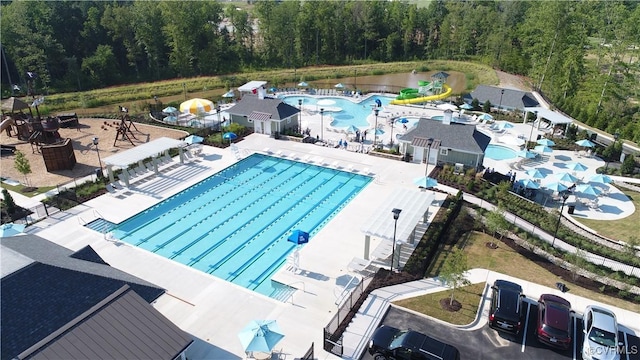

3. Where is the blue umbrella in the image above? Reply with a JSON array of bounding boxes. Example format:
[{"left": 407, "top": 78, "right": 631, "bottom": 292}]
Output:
[
  {"left": 575, "top": 139, "right": 595, "bottom": 148},
  {"left": 544, "top": 182, "right": 568, "bottom": 193},
  {"left": 184, "top": 135, "right": 204, "bottom": 144},
  {"left": 345, "top": 125, "right": 359, "bottom": 134},
  {"left": 525, "top": 168, "right": 545, "bottom": 179},
  {"left": 497, "top": 121, "right": 514, "bottom": 130},
  {"left": 268, "top": 87, "right": 278, "bottom": 92},
  {"left": 0, "top": 223, "right": 26, "bottom": 237},
  {"left": 162, "top": 106, "right": 178, "bottom": 114},
  {"left": 460, "top": 103, "right": 473, "bottom": 110},
  {"left": 537, "top": 138, "right": 556, "bottom": 146},
  {"left": 396, "top": 117, "right": 409, "bottom": 124},
  {"left": 534, "top": 145, "right": 553, "bottom": 153},
  {"left": 589, "top": 174, "right": 612, "bottom": 184},
  {"left": 566, "top": 162, "right": 588, "bottom": 172},
  {"left": 414, "top": 176, "right": 438, "bottom": 188},
  {"left": 287, "top": 230, "right": 309, "bottom": 245},
  {"left": 238, "top": 320, "right": 284, "bottom": 353},
  {"left": 222, "top": 90, "right": 235, "bottom": 98},
  {"left": 576, "top": 184, "right": 601, "bottom": 196},
  {"left": 222, "top": 132, "right": 238, "bottom": 140},
  {"left": 516, "top": 149, "right": 536, "bottom": 159},
  {"left": 374, "top": 128, "right": 385, "bottom": 136},
  {"left": 478, "top": 113, "right": 493, "bottom": 121},
  {"left": 334, "top": 83, "right": 345, "bottom": 89},
  {"left": 519, "top": 179, "right": 539, "bottom": 189},
  {"left": 556, "top": 172, "right": 579, "bottom": 183}
]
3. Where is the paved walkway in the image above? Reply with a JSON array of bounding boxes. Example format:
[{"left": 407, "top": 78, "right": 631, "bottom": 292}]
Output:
[{"left": 342, "top": 268, "right": 640, "bottom": 360}]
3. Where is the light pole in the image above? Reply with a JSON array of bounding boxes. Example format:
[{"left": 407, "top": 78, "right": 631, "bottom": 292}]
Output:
[
  {"left": 320, "top": 108, "right": 324, "bottom": 142},
  {"left": 424, "top": 138, "right": 433, "bottom": 176},
  {"left": 373, "top": 108, "right": 379, "bottom": 148},
  {"left": 527, "top": 111, "right": 538, "bottom": 150},
  {"left": 298, "top": 99, "right": 303, "bottom": 133},
  {"left": 354, "top": 69, "right": 357, "bottom": 91},
  {"left": 183, "top": 83, "right": 186, "bottom": 101},
  {"left": 216, "top": 104, "right": 221, "bottom": 130},
  {"left": 498, "top": 89, "right": 505, "bottom": 112},
  {"left": 552, "top": 192, "right": 569, "bottom": 247},
  {"left": 389, "top": 118, "right": 395, "bottom": 149},
  {"left": 92, "top": 137, "right": 103, "bottom": 176},
  {"left": 391, "top": 208, "right": 402, "bottom": 272}
]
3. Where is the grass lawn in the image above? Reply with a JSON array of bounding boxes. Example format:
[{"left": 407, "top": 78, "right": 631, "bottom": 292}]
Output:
[
  {"left": 572, "top": 187, "right": 639, "bottom": 241},
  {"left": 1, "top": 182, "right": 56, "bottom": 198},
  {"left": 393, "top": 282, "right": 486, "bottom": 325},
  {"left": 395, "top": 231, "right": 639, "bottom": 319}
]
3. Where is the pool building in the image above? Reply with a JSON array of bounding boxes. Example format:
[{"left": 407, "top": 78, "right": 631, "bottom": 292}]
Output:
[{"left": 398, "top": 110, "right": 491, "bottom": 169}]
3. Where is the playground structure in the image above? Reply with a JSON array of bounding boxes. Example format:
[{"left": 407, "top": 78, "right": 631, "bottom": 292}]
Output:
[{"left": 389, "top": 71, "right": 452, "bottom": 105}]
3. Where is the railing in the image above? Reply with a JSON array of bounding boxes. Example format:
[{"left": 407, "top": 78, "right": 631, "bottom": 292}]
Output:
[
  {"left": 284, "top": 281, "right": 306, "bottom": 305},
  {"left": 92, "top": 209, "right": 109, "bottom": 238},
  {"left": 300, "top": 342, "right": 314, "bottom": 360}
]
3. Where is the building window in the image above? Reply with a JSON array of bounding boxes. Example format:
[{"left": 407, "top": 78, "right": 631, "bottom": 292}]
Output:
[
  {"left": 287, "top": 118, "right": 291, "bottom": 124},
  {"left": 440, "top": 148, "right": 449, "bottom": 156}
]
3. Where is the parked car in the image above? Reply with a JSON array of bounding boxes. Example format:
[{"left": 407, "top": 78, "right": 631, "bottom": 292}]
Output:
[
  {"left": 536, "top": 294, "right": 573, "bottom": 349},
  {"left": 488, "top": 279, "right": 525, "bottom": 335},
  {"left": 582, "top": 305, "right": 623, "bottom": 360},
  {"left": 368, "top": 325, "right": 460, "bottom": 360}
]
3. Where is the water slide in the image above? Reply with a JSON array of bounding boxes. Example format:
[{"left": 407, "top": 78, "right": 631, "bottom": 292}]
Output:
[
  {"left": 390, "top": 84, "right": 453, "bottom": 105},
  {"left": 1, "top": 117, "right": 16, "bottom": 133}
]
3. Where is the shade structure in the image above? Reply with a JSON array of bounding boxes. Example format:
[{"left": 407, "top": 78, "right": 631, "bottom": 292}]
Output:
[
  {"left": 525, "top": 168, "right": 545, "bottom": 179},
  {"left": 345, "top": 124, "right": 359, "bottom": 134},
  {"left": 460, "top": 103, "right": 473, "bottom": 110},
  {"left": 222, "top": 132, "right": 238, "bottom": 140},
  {"left": 536, "top": 138, "right": 556, "bottom": 146},
  {"left": 0, "top": 223, "right": 26, "bottom": 237},
  {"left": 478, "top": 113, "right": 493, "bottom": 121},
  {"left": 334, "top": 83, "right": 345, "bottom": 89},
  {"left": 575, "top": 139, "right": 595, "bottom": 148},
  {"left": 184, "top": 135, "right": 204, "bottom": 145},
  {"left": 396, "top": 117, "right": 409, "bottom": 124},
  {"left": 534, "top": 145, "right": 553, "bottom": 153},
  {"left": 287, "top": 230, "right": 309, "bottom": 245},
  {"left": 222, "top": 90, "right": 235, "bottom": 98},
  {"left": 566, "top": 162, "right": 588, "bottom": 172},
  {"left": 297, "top": 81, "right": 308, "bottom": 87},
  {"left": 0, "top": 97, "right": 30, "bottom": 112},
  {"left": 238, "top": 320, "right": 284, "bottom": 353},
  {"left": 516, "top": 149, "right": 536, "bottom": 159},
  {"left": 544, "top": 182, "right": 568, "bottom": 193},
  {"left": 556, "top": 172, "right": 579, "bottom": 183},
  {"left": 437, "top": 103, "right": 458, "bottom": 111},
  {"left": 180, "top": 98, "right": 214, "bottom": 114},
  {"left": 163, "top": 115, "right": 177, "bottom": 123},
  {"left": 576, "top": 184, "right": 602, "bottom": 196},
  {"left": 519, "top": 179, "right": 539, "bottom": 189},
  {"left": 589, "top": 174, "right": 612, "bottom": 184},
  {"left": 414, "top": 176, "right": 438, "bottom": 188},
  {"left": 374, "top": 128, "right": 385, "bottom": 136},
  {"left": 162, "top": 106, "right": 178, "bottom": 114}
]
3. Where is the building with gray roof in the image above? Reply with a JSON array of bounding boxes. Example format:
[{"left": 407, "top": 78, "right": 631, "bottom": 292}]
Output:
[
  {"left": 226, "top": 94, "right": 300, "bottom": 137},
  {"left": 464, "top": 85, "right": 539, "bottom": 112}
]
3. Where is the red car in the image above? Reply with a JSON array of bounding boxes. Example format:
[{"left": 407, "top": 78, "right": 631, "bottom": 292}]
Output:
[{"left": 536, "top": 294, "right": 573, "bottom": 350}]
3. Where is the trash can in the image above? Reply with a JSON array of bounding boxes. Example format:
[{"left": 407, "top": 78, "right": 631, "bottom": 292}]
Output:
[
  {"left": 567, "top": 205, "right": 575, "bottom": 214},
  {"left": 95, "top": 168, "right": 103, "bottom": 179}
]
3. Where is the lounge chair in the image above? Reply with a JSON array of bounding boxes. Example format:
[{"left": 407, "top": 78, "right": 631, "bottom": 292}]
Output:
[
  {"left": 105, "top": 184, "right": 119, "bottom": 197},
  {"left": 127, "top": 168, "right": 138, "bottom": 179},
  {"left": 145, "top": 162, "right": 155, "bottom": 172},
  {"left": 112, "top": 181, "right": 125, "bottom": 191}
]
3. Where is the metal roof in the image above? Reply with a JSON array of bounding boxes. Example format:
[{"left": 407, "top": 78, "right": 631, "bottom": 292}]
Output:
[
  {"left": 361, "top": 188, "right": 435, "bottom": 242},
  {"left": 525, "top": 106, "right": 574, "bottom": 125},
  {"left": 399, "top": 119, "right": 490, "bottom": 154},
  {"left": 249, "top": 111, "right": 272, "bottom": 121},
  {"left": 466, "top": 85, "right": 539, "bottom": 110},
  {"left": 238, "top": 80, "right": 267, "bottom": 92},
  {"left": 227, "top": 95, "right": 299, "bottom": 121},
  {"left": 103, "top": 137, "right": 186, "bottom": 168},
  {"left": 18, "top": 285, "right": 193, "bottom": 360}
]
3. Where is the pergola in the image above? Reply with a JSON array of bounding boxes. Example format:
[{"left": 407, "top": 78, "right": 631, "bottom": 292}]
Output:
[
  {"left": 360, "top": 188, "right": 435, "bottom": 260},
  {"left": 102, "top": 137, "right": 186, "bottom": 184},
  {"left": 525, "top": 106, "right": 574, "bottom": 134}
]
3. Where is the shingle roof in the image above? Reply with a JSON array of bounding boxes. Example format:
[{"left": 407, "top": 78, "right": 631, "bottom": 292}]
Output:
[
  {"left": 226, "top": 95, "right": 299, "bottom": 120},
  {"left": 1, "top": 235, "right": 165, "bottom": 360},
  {"left": 19, "top": 285, "right": 192, "bottom": 360},
  {"left": 399, "top": 119, "right": 491, "bottom": 154},
  {"left": 466, "top": 85, "right": 538, "bottom": 110}
]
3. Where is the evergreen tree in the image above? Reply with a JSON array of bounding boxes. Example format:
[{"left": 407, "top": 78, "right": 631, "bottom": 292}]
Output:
[{"left": 2, "top": 189, "right": 16, "bottom": 214}]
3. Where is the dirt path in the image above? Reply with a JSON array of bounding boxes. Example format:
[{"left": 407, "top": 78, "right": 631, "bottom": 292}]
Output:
[{"left": 495, "top": 70, "right": 532, "bottom": 91}]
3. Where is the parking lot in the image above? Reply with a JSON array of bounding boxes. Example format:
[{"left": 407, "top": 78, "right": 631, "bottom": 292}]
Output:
[{"left": 361, "top": 303, "right": 640, "bottom": 360}]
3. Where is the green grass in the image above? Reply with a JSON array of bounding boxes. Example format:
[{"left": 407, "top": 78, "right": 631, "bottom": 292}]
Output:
[
  {"left": 1, "top": 182, "right": 56, "bottom": 198},
  {"left": 572, "top": 187, "right": 639, "bottom": 241},
  {"left": 393, "top": 282, "right": 485, "bottom": 325}
]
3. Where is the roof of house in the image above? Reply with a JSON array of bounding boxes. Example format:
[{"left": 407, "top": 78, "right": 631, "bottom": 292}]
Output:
[
  {"left": 1, "top": 235, "right": 166, "bottom": 360},
  {"left": 398, "top": 119, "right": 491, "bottom": 154},
  {"left": 18, "top": 285, "right": 193, "bottom": 360},
  {"left": 226, "top": 95, "right": 299, "bottom": 120},
  {"left": 465, "top": 85, "right": 539, "bottom": 110}
]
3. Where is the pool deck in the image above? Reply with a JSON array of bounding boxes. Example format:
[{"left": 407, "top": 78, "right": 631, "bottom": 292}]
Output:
[{"left": 16, "top": 100, "right": 638, "bottom": 359}]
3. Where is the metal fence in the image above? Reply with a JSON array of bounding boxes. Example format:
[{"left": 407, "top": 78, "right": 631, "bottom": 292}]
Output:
[
  {"left": 323, "top": 274, "right": 374, "bottom": 356},
  {"left": 300, "top": 342, "right": 314, "bottom": 360}
]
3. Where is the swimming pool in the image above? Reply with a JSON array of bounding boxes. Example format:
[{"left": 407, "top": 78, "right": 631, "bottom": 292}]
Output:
[
  {"left": 110, "top": 154, "right": 371, "bottom": 298},
  {"left": 281, "top": 95, "right": 392, "bottom": 129},
  {"left": 485, "top": 144, "right": 517, "bottom": 160}
]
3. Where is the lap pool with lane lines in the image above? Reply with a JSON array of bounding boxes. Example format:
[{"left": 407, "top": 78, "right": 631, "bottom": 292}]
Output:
[{"left": 111, "top": 153, "right": 372, "bottom": 297}]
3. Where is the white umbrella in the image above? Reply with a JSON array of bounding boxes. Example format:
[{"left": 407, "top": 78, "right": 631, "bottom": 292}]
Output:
[
  {"left": 297, "top": 81, "right": 308, "bottom": 87},
  {"left": 180, "top": 98, "right": 214, "bottom": 114},
  {"left": 437, "top": 103, "right": 458, "bottom": 111},
  {"left": 334, "top": 83, "right": 345, "bottom": 89}
]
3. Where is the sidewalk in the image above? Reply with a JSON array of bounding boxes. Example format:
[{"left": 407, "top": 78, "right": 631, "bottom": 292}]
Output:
[{"left": 342, "top": 268, "right": 640, "bottom": 360}]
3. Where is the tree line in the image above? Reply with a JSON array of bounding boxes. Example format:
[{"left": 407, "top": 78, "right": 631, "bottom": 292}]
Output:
[{"left": 1, "top": 1, "right": 638, "bottom": 142}]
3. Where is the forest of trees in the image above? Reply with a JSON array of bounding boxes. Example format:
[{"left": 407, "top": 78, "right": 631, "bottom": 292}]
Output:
[{"left": 1, "top": 1, "right": 638, "bottom": 141}]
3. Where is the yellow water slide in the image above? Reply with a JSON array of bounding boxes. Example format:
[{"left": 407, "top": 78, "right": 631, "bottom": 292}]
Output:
[{"left": 389, "top": 84, "right": 453, "bottom": 105}]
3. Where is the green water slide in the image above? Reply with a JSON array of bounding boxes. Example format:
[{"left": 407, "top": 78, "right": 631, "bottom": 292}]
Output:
[{"left": 396, "top": 88, "right": 419, "bottom": 100}]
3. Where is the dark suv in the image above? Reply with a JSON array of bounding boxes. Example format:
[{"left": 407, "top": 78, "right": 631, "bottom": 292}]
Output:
[
  {"left": 488, "top": 280, "right": 525, "bottom": 335},
  {"left": 536, "top": 294, "right": 573, "bottom": 349},
  {"left": 368, "top": 325, "right": 460, "bottom": 360}
]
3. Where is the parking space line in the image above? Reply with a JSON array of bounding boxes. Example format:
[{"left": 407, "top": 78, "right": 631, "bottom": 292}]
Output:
[
  {"left": 521, "top": 302, "right": 531, "bottom": 353},
  {"left": 624, "top": 332, "right": 630, "bottom": 360},
  {"left": 573, "top": 315, "right": 577, "bottom": 360}
]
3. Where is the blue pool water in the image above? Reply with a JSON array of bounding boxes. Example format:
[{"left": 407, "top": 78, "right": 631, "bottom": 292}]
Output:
[
  {"left": 111, "top": 154, "right": 372, "bottom": 297},
  {"left": 485, "top": 144, "right": 517, "bottom": 160},
  {"left": 281, "top": 95, "right": 392, "bottom": 128}
]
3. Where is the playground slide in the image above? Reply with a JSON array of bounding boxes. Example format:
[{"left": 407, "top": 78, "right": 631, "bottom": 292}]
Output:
[
  {"left": 1, "top": 117, "right": 16, "bottom": 132},
  {"left": 389, "top": 84, "right": 452, "bottom": 105}
]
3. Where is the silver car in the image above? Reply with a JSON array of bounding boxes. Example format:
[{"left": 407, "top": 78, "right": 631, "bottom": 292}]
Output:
[{"left": 582, "top": 305, "right": 623, "bottom": 360}]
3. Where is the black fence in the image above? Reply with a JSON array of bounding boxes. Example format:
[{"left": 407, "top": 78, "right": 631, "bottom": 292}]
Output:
[{"left": 300, "top": 342, "right": 314, "bottom": 360}]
